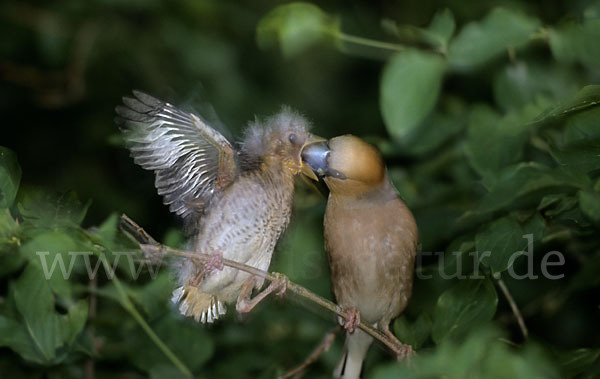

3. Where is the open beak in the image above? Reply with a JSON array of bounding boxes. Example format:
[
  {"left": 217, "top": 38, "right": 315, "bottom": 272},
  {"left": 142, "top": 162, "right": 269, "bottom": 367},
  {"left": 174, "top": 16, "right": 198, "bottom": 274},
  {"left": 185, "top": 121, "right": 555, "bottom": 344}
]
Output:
[{"left": 300, "top": 135, "right": 330, "bottom": 181}]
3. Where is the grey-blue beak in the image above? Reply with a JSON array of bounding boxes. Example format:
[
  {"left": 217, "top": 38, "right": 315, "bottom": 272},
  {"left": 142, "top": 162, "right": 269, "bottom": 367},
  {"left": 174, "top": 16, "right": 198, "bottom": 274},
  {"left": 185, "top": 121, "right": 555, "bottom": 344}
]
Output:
[{"left": 301, "top": 141, "right": 330, "bottom": 180}]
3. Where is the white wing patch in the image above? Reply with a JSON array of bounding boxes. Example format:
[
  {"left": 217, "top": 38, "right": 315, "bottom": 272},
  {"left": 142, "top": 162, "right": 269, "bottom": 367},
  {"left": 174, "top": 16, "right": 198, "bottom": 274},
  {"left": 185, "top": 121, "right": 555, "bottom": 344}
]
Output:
[{"left": 116, "top": 91, "right": 236, "bottom": 222}]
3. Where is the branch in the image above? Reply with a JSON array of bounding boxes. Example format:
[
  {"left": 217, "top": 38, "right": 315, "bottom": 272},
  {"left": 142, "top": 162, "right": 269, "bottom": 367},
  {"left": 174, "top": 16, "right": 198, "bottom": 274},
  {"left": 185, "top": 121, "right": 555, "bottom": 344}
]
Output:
[
  {"left": 495, "top": 275, "right": 528, "bottom": 340},
  {"left": 281, "top": 326, "right": 340, "bottom": 378},
  {"left": 119, "top": 214, "right": 410, "bottom": 358}
]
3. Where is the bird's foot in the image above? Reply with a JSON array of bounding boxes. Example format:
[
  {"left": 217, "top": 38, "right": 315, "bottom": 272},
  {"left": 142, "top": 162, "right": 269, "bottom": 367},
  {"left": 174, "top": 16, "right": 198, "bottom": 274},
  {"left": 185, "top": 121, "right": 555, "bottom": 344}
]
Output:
[
  {"left": 236, "top": 273, "right": 289, "bottom": 315},
  {"left": 383, "top": 328, "right": 414, "bottom": 360},
  {"left": 343, "top": 307, "right": 361, "bottom": 334},
  {"left": 190, "top": 252, "right": 224, "bottom": 286},
  {"left": 271, "top": 272, "right": 289, "bottom": 297},
  {"left": 205, "top": 252, "right": 224, "bottom": 272}
]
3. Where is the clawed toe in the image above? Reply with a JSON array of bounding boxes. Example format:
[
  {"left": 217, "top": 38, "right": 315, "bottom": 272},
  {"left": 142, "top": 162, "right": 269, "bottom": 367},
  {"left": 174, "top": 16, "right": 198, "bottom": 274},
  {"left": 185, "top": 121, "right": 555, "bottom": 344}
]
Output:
[
  {"left": 343, "top": 307, "right": 360, "bottom": 333},
  {"left": 205, "top": 252, "right": 224, "bottom": 272},
  {"left": 273, "top": 273, "right": 289, "bottom": 297},
  {"left": 383, "top": 328, "right": 414, "bottom": 360}
]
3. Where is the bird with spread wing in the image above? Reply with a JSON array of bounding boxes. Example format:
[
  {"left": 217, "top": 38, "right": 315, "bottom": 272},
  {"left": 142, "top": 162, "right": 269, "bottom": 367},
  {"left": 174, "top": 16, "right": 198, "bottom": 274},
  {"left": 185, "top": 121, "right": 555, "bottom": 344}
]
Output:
[{"left": 116, "top": 91, "right": 324, "bottom": 323}]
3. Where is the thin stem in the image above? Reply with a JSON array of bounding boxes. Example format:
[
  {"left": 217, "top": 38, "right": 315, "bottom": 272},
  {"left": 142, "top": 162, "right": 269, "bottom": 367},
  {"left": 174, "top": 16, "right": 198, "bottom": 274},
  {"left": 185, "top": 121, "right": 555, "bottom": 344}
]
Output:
[
  {"left": 495, "top": 275, "right": 528, "bottom": 339},
  {"left": 281, "top": 326, "right": 340, "bottom": 378},
  {"left": 336, "top": 32, "right": 407, "bottom": 53},
  {"left": 99, "top": 254, "right": 193, "bottom": 378},
  {"left": 120, "top": 214, "right": 409, "bottom": 358}
]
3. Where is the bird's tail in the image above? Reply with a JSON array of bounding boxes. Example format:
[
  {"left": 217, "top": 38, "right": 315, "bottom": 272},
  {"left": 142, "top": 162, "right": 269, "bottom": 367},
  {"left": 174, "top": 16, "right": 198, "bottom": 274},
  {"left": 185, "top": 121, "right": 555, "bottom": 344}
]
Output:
[
  {"left": 334, "top": 329, "right": 374, "bottom": 379},
  {"left": 171, "top": 285, "right": 226, "bottom": 323}
]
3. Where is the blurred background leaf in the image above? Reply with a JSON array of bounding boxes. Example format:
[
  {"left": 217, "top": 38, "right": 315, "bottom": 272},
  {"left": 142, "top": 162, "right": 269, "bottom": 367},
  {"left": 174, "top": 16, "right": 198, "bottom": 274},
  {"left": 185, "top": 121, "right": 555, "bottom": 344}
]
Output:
[
  {"left": 448, "top": 8, "right": 541, "bottom": 71},
  {"left": 380, "top": 49, "right": 446, "bottom": 144},
  {"left": 0, "top": 147, "right": 21, "bottom": 208}
]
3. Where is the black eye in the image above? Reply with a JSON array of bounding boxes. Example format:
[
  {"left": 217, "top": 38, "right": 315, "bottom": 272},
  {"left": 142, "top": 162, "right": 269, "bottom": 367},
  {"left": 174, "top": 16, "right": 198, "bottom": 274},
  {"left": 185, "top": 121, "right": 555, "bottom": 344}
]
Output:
[{"left": 288, "top": 133, "right": 299, "bottom": 144}]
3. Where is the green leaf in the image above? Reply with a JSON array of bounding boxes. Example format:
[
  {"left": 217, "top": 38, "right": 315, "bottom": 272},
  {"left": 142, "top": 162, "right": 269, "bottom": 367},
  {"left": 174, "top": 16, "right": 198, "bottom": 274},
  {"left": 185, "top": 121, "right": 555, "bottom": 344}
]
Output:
[
  {"left": 467, "top": 99, "right": 550, "bottom": 181},
  {"left": 128, "top": 313, "right": 214, "bottom": 373},
  {"left": 431, "top": 278, "right": 497, "bottom": 343},
  {"left": 93, "top": 212, "right": 137, "bottom": 252},
  {"left": 273, "top": 210, "right": 331, "bottom": 297},
  {"left": 0, "top": 208, "right": 19, "bottom": 242},
  {"left": 551, "top": 139, "right": 600, "bottom": 176},
  {"left": 477, "top": 163, "right": 584, "bottom": 215},
  {"left": 12, "top": 264, "right": 88, "bottom": 363},
  {"left": 373, "top": 326, "right": 560, "bottom": 378},
  {"left": 130, "top": 272, "right": 173, "bottom": 318},
  {"left": 465, "top": 105, "right": 527, "bottom": 177},
  {"left": 411, "top": 206, "right": 463, "bottom": 253},
  {"left": 370, "top": 363, "right": 412, "bottom": 379},
  {"left": 17, "top": 189, "right": 91, "bottom": 230},
  {"left": 0, "top": 315, "right": 44, "bottom": 364},
  {"left": 475, "top": 213, "right": 545, "bottom": 274},
  {"left": 19, "top": 231, "right": 83, "bottom": 299},
  {"left": 427, "top": 8, "right": 456, "bottom": 48},
  {"left": 538, "top": 194, "right": 578, "bottom": 218},
  {"left": 532, "top": 85, "right": 600, "bottom": 126},
  {"left": 397, "top": 111, "right": 465, "bottom": 156},
  {"left": 564, "top": 105, "right": 600, "bottom": 144},
  {"left": 0, "top": 209, "right": 22, "bottom": 269},
  {"left": 380, "top": 50, "right": 446, "bottom": 144},
  {"left": 579, "top": 190, "right": 600, "bottom": 224},
  {"left": 549, "top": 18, "right": 600, "bottom": 70},
  {"left": 393, "top": 313, "right": 432, "bottom": 349},
  {"left": 256, "top": 2, "right": 339, "bottom": 57},
  {"left": 0, "top": 147, "right": 21, "bottom": 208},
  {"left": 95, "top": 213, "right": 120, "bottom": 245},
  {"left": 149, "top": 365, "right": 190, "bottom": 379},
  {"left": 13, "top": 265, "right": 63, "bottom": 362},
  {"left": 162, "top": 227, "right": 185, "bottom": 248},
  {"left": 437, "top": 238, "right": 476, "bottom": 281},
  {"left": 448, "top": 8, "right": 541, "bottom": 70},
  {"left": 493, "top": 62, "right": 578, "bottom": 112},
  {"left": 60, "top": 300, "right": 88, "bottom": 346},
  {"left": 381, "top": 9, "right": 455, "bottom": 51},
  {"left": 557, "top": 348, "right": 600, "bottom": 377}
]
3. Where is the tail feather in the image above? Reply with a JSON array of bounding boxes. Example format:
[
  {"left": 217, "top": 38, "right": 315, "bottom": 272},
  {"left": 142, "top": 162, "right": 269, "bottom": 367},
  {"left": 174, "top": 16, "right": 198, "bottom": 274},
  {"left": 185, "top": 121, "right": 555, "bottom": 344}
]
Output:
[
  {"left": 334, "top": 329, "right": 373, "bottom": 379},
  {"left": 171, "top": 286, "right": 227, "bottom": 323}
]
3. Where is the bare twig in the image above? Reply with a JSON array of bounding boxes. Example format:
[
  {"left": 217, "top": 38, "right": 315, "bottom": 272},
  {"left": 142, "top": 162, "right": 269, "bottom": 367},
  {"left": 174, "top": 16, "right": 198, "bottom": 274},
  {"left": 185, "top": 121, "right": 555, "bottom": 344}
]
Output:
[
  {"left": 281, "top": 326, "right": 340, "bottom": 379},
  {"left": 498, "top": 337, "right": 521, "bottom": 347},
  {"left": 120, "top": 214, "right": 160, "bottom": 245},
  {"left": 119, "top": 214, "right": 411, "bottom": 358},
  {"left": 495, "top": 275, "right": 528, "bottom": 339}
]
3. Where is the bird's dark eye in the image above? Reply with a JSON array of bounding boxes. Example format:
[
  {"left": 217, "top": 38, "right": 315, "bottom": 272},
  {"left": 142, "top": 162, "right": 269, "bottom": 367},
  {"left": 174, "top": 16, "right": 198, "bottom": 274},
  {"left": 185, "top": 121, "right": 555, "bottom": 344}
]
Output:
[{"left": 288, "top": 133, "right": 299, "bottom": 144}]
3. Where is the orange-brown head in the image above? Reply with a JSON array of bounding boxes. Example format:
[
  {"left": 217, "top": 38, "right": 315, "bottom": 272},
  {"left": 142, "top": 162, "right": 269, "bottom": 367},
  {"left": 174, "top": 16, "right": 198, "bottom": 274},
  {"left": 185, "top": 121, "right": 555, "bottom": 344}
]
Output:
[{"left": 301, "top": 134, "right": 386, "bottom": 197}]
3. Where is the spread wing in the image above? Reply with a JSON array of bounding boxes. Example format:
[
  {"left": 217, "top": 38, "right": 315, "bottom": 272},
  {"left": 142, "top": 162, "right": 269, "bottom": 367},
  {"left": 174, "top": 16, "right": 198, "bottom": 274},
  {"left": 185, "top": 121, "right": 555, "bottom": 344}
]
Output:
[{"left": 116, "top": 91, "right": 237, "bottom": 223}]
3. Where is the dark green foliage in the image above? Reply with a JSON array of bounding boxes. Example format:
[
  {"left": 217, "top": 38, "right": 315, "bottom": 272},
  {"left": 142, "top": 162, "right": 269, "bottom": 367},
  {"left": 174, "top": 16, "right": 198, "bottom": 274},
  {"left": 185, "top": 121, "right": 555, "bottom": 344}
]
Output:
[{"left": 2, "top": 0, "right": 600, "bottom": 377}]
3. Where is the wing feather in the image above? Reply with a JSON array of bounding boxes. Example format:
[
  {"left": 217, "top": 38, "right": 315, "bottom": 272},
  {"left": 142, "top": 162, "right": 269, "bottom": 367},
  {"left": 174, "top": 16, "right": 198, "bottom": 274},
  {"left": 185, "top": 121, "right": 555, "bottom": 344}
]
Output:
[{"left": 116, "top": 91, "right": 237, "bottom": 222}]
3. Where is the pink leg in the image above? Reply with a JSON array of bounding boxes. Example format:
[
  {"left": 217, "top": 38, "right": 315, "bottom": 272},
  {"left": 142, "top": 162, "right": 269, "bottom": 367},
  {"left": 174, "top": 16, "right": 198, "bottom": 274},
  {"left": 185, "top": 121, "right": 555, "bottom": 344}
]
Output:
[
  {"left": 236, "top": 273, "right": 289, "bottom": 314},
  {"left": 275, "top": 272, "right": 288, "bottom": 297},
  {"left": 205, "top": 252, "right": 224, "bottom": 271},
  {"left": 382, "top": 327, "right": 413, "bottom": 360},
  {"left": 191, "top": 252, "right": 224, "bottom": 286},
  {"left": 343, "top": 307, "right": 361, "bottom": 334}
]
